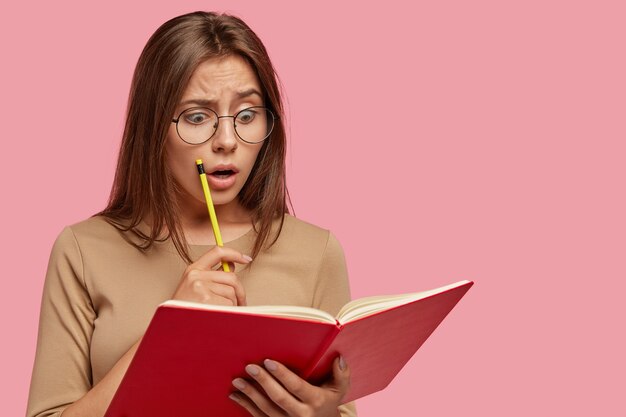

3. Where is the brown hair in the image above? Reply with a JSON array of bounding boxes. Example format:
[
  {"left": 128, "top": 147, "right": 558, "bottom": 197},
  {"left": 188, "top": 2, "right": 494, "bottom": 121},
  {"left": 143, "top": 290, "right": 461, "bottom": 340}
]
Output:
[{"left": 94, "top": 11, "right": 294, "bottom": 264}]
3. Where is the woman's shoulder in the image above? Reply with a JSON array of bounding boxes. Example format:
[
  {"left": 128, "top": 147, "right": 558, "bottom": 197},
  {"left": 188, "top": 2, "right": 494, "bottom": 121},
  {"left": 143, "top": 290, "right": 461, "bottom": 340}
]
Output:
[
  {"left": 277, "top": 214, "right": 348, "bottom": 278},
  {"left": 61, "top": 214, "right": 141, "bottom": 251},
  {"left": 280, "top": 213, "right": 330, "bottom": 238},
  {"left": 66, "top": 214, "right": 124, "bottom": 238},
  {"left": 45, "top": 215, "right": 131, "bottom": 268}
]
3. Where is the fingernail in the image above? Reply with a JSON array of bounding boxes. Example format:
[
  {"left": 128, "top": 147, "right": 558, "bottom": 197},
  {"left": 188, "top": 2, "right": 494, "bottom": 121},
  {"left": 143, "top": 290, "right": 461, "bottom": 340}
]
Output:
[
  {"left": 243, "top": 255, "right": 253, "bottom": 262},
  {"left": 339, "top": 356, "right": 346, "bottom": 371},
  {"left": 245, "top": 364, "right": 260, "bottom": 376},
  {"left": 264, "top": 359, "right": 278, "bottom": 372},
  {"left": 232, "top": 378, "right": 247, "bottom": 390},
  {"left": 229, "top": 393, "right": 240, "bottom": 402}
]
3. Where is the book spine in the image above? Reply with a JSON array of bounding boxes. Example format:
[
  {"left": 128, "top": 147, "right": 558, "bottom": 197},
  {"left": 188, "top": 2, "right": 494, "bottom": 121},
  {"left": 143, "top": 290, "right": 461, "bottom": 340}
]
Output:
[{"left": 300, "top": 321, "right": 342, "bottom": 380}]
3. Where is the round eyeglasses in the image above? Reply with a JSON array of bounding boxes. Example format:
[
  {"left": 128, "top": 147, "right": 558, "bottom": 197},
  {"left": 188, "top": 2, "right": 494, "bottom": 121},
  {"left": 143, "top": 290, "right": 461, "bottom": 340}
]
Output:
[{"left": 171, "top": 106, "right": 276, "bottom": 145}]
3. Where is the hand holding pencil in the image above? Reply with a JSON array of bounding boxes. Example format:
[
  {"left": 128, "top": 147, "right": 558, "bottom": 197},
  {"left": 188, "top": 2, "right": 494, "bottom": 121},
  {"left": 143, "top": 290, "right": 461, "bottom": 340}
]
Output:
[{"left": 168, "top": 159, "right": 251, "bottom": 306}]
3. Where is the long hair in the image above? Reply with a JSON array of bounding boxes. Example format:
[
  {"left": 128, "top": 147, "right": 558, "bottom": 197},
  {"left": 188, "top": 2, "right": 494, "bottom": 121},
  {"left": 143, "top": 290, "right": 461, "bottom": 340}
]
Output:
[{"left": 94, "top": 11, "right": 293, "bottom": 264}]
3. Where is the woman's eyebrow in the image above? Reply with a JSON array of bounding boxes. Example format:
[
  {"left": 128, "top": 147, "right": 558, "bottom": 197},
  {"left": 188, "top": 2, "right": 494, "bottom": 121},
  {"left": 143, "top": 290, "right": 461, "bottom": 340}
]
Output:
[{"left": 179, "top": 88, "right": 262, "bottom": 107}]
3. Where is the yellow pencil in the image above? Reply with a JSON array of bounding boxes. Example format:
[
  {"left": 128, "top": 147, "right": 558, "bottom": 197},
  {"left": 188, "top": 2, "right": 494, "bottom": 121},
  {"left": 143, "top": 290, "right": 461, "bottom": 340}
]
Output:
[{"left": 195, "top": 159, "right": 230, "bottom": 272}]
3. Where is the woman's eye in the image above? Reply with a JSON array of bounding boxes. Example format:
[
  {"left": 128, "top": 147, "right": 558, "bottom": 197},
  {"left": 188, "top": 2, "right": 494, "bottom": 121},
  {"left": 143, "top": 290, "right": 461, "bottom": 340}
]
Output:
[
  {"left": 185, "top": 112, "right": 211, "bottom": 124},
  {"left": 237, "top": 109, "right": 256, "bottom": 124}
]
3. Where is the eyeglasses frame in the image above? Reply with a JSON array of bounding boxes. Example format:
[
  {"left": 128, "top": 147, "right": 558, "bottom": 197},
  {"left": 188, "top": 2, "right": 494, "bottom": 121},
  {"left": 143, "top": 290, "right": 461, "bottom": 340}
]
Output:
[{"left": 171, "top": 105, "right": 277, "bottom": 145}]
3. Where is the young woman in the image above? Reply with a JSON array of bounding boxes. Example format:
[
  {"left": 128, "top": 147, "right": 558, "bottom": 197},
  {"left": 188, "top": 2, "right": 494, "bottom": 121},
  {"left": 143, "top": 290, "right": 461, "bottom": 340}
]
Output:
[{"left": 26, "top": 11, "right": 357, "bottom": 417}]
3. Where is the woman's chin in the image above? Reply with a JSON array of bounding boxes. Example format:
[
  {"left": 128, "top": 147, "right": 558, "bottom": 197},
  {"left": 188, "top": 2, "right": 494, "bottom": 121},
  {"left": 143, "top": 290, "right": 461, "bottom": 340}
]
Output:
[{"left": 198, "top": 189, "right": 239, "bottom": 207}]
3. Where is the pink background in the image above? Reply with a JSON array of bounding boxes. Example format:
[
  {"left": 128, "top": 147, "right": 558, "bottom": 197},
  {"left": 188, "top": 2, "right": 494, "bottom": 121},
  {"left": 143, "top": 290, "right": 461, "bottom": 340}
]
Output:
[{"left": 2, "top": 1, "right": 624, "bottom": 416}]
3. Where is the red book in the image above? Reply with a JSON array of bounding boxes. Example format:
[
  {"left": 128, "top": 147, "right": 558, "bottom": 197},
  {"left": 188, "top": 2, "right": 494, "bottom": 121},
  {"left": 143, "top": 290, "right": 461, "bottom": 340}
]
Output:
[{"left": 104, "top": 280, "right": 473, "bottom": 417}]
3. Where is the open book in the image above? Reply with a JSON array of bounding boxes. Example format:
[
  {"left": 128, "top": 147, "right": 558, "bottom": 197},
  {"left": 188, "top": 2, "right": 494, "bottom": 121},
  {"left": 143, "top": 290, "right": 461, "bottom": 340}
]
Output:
[{"left": 104, "top": 280, "right": 473, "bottom": 417}]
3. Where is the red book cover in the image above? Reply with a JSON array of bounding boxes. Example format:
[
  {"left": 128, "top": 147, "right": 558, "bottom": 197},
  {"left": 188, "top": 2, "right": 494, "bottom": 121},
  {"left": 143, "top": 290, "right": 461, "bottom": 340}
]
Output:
[
  {"left": 104, "top": 280, "right": 473, "bottom": 417},
  {"left": 304, "top": 281, "right": 473, "bottom": 402}
]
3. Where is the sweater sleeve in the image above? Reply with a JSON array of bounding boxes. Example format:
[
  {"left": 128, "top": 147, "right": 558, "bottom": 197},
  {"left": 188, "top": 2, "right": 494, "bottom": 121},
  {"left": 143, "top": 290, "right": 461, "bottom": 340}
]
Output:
[
  {"left": 26, "top": 226, "right": 96, "bottom": 417},
  {"left": 312, "top": 231, "right": 358, "bottom": 417},
  {"left": 312, "top": 231, "right": 352, "bottom": 317}
]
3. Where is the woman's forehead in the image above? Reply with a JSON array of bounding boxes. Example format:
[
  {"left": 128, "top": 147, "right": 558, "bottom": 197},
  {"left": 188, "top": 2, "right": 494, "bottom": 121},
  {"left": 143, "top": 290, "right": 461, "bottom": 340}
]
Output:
[
  {"left": 179, "top": 88, "right": 263, "bottom": 109},
  {"left": 182, "top": 55, "right": 262, "bottom": 101}
]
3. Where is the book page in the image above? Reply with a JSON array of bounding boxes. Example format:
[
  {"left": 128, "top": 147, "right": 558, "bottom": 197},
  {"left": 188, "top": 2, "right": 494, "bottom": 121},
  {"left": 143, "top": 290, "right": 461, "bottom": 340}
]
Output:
[
  {"left": 161, "top": 280, "right": 471, "bottom": 326},
  {"left": 160, "top": 300, "right": 338, "bottom": 324},
  {"left": 336, "top": 280, "right": 472, "bottom": 324}
]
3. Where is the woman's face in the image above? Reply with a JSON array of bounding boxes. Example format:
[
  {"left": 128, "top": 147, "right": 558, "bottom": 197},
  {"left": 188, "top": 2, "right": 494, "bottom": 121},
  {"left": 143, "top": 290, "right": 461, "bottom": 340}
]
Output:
[{"left": 166, "top": 55, "right": 266, "bottom": 215}]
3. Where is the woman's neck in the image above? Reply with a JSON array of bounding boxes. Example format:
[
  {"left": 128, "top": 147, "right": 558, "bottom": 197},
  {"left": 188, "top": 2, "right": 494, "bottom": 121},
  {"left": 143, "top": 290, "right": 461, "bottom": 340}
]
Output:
[
  {"left": 175, "top": 195, "right": 255, "bottom": 245},
  {"left": 180, "top": 196, "right": 251, "bottom": 226},
  {"left": 141, "top": 195, "right": 254, "bottom": 238}
]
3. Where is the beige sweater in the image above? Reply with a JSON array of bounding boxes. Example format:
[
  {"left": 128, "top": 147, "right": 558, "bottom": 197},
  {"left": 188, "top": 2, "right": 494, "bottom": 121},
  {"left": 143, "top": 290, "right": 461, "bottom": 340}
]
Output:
[{"left": 26, "top": 213, "right": 357, "bottom": 417}]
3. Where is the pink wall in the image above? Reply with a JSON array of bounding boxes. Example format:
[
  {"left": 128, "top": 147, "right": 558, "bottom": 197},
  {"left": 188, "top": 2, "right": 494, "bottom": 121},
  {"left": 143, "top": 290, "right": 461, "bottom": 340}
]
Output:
[{"left": 3, "top": 1, "right": 624, "bottom": 416}]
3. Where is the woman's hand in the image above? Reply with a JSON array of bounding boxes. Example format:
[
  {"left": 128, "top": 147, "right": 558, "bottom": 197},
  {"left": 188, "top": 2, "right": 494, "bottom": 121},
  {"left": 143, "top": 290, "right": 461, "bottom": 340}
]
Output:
[
  {"left": 171, "top": 246, "right": 252, "bottom": 306},
  {"left": 229, "top": 356, "right": 350, "bottom": 417}
]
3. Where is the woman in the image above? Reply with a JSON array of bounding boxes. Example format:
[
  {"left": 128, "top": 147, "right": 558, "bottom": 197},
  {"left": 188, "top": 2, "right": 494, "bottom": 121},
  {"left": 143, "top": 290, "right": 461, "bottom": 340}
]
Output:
[{"left": 26, "top": 11, "right": 357, "bottom": 417}]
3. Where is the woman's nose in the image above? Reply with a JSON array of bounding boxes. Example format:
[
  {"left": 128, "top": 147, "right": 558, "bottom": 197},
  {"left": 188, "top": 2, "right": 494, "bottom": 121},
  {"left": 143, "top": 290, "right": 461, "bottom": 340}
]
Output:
[{"left": 211, "top": 116, "right": 238, "bottom": 152}]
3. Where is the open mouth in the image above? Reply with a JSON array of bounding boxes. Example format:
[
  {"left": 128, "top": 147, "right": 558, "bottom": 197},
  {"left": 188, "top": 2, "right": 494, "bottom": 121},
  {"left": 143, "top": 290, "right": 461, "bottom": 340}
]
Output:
[{"left": 210, "top": 170, "right": 235, "bottom": 178}]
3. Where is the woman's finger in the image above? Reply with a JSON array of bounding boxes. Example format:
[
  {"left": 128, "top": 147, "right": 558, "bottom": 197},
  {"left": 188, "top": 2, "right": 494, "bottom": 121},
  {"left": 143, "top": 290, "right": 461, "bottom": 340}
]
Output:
[
  {"left": 240, "top": 364, "right": 307, "bottom": 415},
  {"left": 232, "top": 376, "right": 287, "bottom": 416},
  {"left": 206, "top": 282, "right": 238, "bottom": 305},
  {"left": 320, "top": 356, "right": 351, "bottom": 401},
  {"left": 216, "top": 261, "right": 236, "bottom": 272},
  {"left": 187, "top": 280, "right": 238, "bottom": 305},
  {"left": 192, "top": 270, "right": 246, "bottom": 306},
  {"left": 261, "top": 359, "right": 319, "bottom": 403},
  {"left": 229, "top": 392, "right": 268, "bottom": 417},
  {"left": 191, "top": 246, "right": 252, "bottom": 271}
]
